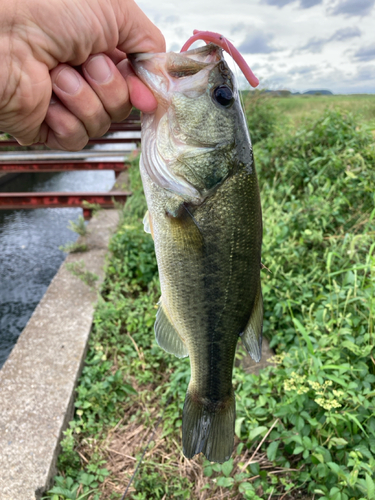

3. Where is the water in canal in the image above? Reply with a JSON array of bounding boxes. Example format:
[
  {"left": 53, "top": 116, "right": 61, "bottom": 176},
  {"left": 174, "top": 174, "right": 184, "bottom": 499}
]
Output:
[{"left": 0, "top": 170, "right": 115, "bottom": 368}]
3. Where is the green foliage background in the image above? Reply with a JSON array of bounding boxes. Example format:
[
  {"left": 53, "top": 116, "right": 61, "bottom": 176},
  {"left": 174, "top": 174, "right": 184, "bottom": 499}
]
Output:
[{"left": 45, "top": 97, "right": 375, "bottom": 500}]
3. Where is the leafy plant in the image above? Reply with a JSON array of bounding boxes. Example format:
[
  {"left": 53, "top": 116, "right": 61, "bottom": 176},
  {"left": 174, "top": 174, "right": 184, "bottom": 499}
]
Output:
[
  {"left": 65, "top": 261, "right": 99, "bottom": 289},
  {"left": 59, "top": 242, "right": 88, "bottom": 254},
  {"left": 245, "top": 90, "right": 279, "bottom": 144},
  {"left": 82, "top": 201, "right": 102, "bottom": 218},
  {"left": 42, "top": 470, "right": 109, "bottom": 500},
  {"left": 68, "top": 216, "right": 88, "bottom": 236}
]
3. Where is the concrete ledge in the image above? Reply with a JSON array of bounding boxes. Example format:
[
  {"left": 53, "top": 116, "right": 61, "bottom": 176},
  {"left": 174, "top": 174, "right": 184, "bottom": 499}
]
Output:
[{"left": 0, "top": 208, "right": 120, "bottom": 500}]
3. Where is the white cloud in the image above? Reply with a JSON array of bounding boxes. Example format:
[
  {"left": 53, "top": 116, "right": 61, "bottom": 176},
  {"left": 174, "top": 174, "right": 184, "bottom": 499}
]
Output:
[
  {"left": 356, "top": 65, "right": 375, "bottom": 80},
  {"left": 238, "top": 31, "right": 282, "bottom": 54},
  {"left": 298, "top": 37, "right": 327, "bottom": 53},
  {"left": 289, "top": 65, "right": 319, "bottom": 75},
  {"left": 328, "top": 0, "right": 375, "bottom": 17},
  {"left": 354, "top": 44, "right": 375, "bottom": 62},
  {"left": 262, "top": 0, "right": 323, "bottom": 8},
  {"left": 295, "top": 26, "right": 361, "bottom": 54}
]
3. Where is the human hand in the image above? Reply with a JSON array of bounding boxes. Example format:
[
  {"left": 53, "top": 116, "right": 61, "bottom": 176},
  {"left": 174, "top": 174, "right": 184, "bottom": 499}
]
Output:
[{"left": 0, "top": 0, "right": 165, "bottom": 150}]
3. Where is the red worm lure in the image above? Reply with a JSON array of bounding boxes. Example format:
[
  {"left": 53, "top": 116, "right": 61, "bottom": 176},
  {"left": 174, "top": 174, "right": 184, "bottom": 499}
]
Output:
[{"left": 180, "top": 30, "right": 259, "bottom": 88}]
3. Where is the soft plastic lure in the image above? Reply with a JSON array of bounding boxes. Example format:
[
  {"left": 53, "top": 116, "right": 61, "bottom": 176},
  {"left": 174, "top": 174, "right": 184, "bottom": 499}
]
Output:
[{"left": 180, "top": 30, "right": 259, "bottom": 88}]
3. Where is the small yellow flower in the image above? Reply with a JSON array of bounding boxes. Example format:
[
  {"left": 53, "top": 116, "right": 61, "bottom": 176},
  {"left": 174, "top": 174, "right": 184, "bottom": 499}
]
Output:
[
  {"left": 333, "top": 390, "right": 344, "bottom": 398},
  {"left": 284, "top": 372, "right": 308, "bottom": 393},
  {"left": 270, "top": 354, "right": 285, "bottom": 365},
  {"left": 284, "top": 381, "right": 297, "bottom": 391},
  {"left": 297, "top": 387, "right": 309, "bottom": 395},
  {"left": 308, "top": 380, "right": 321, "bottom": 390},
  {"left": 331, "top": 400, "right": 341, "bottom": 408},
  {"left": 315, "top": 397, "right": 342, "bottom": 411}
]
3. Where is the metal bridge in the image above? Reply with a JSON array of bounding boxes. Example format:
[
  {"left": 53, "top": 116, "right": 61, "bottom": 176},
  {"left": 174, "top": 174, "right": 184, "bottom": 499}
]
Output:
[{"left": 0, "top": 110, "right": 141, "bottom": 218}]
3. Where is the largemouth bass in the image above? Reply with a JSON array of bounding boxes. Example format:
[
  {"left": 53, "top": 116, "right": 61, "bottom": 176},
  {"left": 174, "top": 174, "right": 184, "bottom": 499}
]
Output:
[{"left": 129, "top": 43, "right": 263, "bottom": 463}]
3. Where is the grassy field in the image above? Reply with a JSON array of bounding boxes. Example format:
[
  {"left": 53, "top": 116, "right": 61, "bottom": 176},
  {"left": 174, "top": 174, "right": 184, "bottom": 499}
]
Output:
[
  {"left": 44, "top": 96, "right": 375, "bottom": 500},
  {"left": 271, "top": 94, "right": 375, "bottom": 129}
]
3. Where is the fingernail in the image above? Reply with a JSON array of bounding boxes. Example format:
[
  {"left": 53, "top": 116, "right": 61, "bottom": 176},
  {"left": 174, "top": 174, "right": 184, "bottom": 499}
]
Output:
[
  {"left": 54, "top": 67, "right": 80, "bottom": 95},
  {"left": 85, "top": 55, "right": 112, "bottom": 83}
]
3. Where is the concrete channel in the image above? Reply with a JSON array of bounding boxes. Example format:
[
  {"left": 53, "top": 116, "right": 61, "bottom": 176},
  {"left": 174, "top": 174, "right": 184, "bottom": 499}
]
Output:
[{"left": 0, "top": 173, "right": 128, "bottom": 500}]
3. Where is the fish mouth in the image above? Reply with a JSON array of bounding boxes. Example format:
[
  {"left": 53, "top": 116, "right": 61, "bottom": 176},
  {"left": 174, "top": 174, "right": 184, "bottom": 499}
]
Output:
[
  {"left": 128, "top": 43, "right": 220, "bottom": 71},
  {"left": 128, "top": 44, "right": 223, "bottom": 105}
]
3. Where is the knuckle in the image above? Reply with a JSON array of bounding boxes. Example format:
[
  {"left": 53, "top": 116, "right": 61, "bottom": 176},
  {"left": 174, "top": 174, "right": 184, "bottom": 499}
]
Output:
[
  {"left": 57, "top": 134, "right": 88, "bottom": 152},
  {"left": 85, "top": 111, "right": 111, "bottom": 138},
  {"left": 55, "top": 121, "right": 88, "bottom": 150},
  {"left": 108, "top": 102, "right": 132, "bottom": 123},
  {"left": 63, "top": 120, "right": 82, "bottom": 137}
]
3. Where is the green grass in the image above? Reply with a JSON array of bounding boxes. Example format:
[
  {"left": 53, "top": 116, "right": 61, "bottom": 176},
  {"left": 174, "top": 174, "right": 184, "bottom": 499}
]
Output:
[
  {"left": 271, "top": 94, "right": 375, "bottom": 129},
  {"left": 44, "top": 100, "right": 375, "bottom": 500}
]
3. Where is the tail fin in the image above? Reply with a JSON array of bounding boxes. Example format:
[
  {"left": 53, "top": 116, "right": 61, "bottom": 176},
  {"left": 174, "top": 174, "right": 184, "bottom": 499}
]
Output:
[{"left": 182, "top": 390, "right": 235, "bottom": 463}]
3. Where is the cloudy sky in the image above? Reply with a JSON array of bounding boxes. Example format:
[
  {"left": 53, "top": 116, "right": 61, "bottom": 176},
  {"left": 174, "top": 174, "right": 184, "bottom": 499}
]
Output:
[{"left": 137, "top": 0, "right": 375, "bottom": 94}]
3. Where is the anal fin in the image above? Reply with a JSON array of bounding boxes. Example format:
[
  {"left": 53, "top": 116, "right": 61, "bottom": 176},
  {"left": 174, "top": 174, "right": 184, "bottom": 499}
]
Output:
[
  {"left": 240, "top": 282, "right": 263, "bottom": 362},
  {"left": 155, "top": 299, "right": 189, "bottom": 358}
]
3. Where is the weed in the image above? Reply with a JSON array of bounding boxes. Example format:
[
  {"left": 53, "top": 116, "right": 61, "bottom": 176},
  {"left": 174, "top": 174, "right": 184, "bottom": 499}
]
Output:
[
  {"left": 68, "top": 216, "right": 88, "bottom": 237},
  {"left": 271, "top": 94, "right": 375, "bottom": 129},
  {"left": 60, "top": 242, "right": 88, "bottom": 254},
  {"left": 82, "top": 201, "right": 102, "bottom": 217},
  {"left": 66, "top": 261, "right": 99, "bottom": 289},
  {"left": 245, "top": 90, "right": 279, "bottom": 144}
]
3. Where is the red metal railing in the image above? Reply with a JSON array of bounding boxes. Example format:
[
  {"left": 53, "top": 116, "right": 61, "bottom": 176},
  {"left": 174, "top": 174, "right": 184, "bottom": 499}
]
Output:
[
  {"left": 0, "top": 192, "right": 131, "bottom": 219},
  {"left": 0, "top": 161, "right": 126, "bottom": 174},
  {"left": 0, "top": 111, "right": 141, "bottom": 218},
  {"left": 0, "top": 137, "right": 139, "bottom": 146}
]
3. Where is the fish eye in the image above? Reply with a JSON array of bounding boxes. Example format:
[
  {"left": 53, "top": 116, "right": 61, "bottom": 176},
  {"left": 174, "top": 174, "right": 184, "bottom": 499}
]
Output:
[{"left": 212, "top": 85, "right": 234, "bottom": 107}]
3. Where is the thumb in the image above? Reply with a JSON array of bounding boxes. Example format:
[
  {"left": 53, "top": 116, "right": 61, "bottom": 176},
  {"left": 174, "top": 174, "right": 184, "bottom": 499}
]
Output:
[{"left": 113, "top": 0, "right": 166, "bottom": 54}]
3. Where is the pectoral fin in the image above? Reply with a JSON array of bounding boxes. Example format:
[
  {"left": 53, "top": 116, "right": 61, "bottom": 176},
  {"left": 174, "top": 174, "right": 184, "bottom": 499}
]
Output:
[
  {"left": 143, "top": 210, "right": 154, "bottom": 239},
  {"left": 155, "top": 299, "right": 189, "bottom": 358},
  {"left": 240, "top": 282, "right": 263, "bottom": 362}
]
